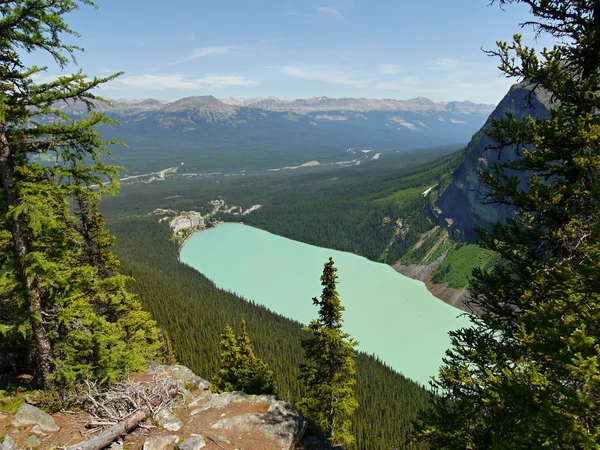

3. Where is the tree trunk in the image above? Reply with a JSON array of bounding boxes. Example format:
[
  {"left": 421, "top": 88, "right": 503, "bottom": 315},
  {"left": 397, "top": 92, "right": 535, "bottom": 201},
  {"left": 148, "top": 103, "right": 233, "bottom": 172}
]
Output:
[
  {"left": 0, "top": 121, "right": 53, "bottom": 388},
  {"left": 68, "top": 408, "right": 150, "bottom": 450},
  {"left": 329, "top": 341, "right": 336, "bottom": 443}
]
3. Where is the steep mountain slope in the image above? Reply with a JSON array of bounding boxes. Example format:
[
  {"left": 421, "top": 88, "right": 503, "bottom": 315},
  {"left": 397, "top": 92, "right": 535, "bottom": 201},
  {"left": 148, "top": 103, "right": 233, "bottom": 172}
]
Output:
[
  {"left": 436, "top": 84, "right": 553, "bottom": 239},
  {"left": 391, "top": 84, "right": 554, "bottom": 305}
]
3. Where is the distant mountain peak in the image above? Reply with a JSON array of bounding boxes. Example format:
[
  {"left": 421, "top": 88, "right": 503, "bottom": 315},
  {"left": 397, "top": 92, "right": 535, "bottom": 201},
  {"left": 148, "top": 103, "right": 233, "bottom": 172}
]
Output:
[{"left": 57, "top": 94, "right": 496, "bottom": 122}]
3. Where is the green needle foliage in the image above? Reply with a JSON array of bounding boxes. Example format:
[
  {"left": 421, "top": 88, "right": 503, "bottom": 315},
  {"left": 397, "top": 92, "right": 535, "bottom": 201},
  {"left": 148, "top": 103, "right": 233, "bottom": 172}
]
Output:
[
  {"left": 299, "top": 257, "right": 358, "bottom": 448},
  {"left": 213, "top": 320, "right": 276, "bottom": 395},
  {"left": 416, "top": 0, "right": 600, "bottom": 448},
  {"left": 0, "top": 1, "right": 159, "bottom": 389}
]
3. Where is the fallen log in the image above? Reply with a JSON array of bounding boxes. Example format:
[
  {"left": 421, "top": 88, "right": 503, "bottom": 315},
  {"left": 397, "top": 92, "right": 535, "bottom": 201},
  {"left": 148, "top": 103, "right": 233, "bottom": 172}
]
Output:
[{"left": 68, "top": 408, "right": 150, "bottom": 450}]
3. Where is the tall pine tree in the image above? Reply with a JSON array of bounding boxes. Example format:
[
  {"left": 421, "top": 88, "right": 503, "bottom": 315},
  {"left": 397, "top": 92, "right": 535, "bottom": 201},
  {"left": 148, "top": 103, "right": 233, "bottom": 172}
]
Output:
[
  {"left": 416, "top": 0, "right": 600, "bottom": 447},
  {"left": 0, "top": 0, "right": 159, "bottom": 388},
  {"left": 298, "top": 257, "right": 358, "bottom": 448}
]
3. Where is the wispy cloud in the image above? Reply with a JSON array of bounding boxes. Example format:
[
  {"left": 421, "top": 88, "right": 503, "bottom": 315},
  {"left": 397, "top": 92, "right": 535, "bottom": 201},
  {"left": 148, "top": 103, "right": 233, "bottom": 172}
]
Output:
[
  {"left": 288, "top": 11, "right": 310, "bottom": 18},
  {"left": 114, "top": 74, "right": 203, "bottom": 90},
  {"left": 376, "top": 76, "right": 423, "bottom": 90},
  {"left": 378, "top": 64, "right": 403, "bottom": 75},
  {"left": 111, "top": 73, "right": 260, "bottom": 91},
  {"left": 30, "top": 72, "right": 62, "bottom": 84},
  {"left": 276, "top": 64, "right": 369, "bottom": 87},
  {"left": 196, "top": 75, "right": 260, "bottom": 88},
  {"left": 175, "top": 46, "right": 236, "bottom": 64},
  {"left": 317, "top": 6, "right": 342, "bottom": 18},
  {"left": 430, "top": 57, "right": 461, "bottom": 71}
]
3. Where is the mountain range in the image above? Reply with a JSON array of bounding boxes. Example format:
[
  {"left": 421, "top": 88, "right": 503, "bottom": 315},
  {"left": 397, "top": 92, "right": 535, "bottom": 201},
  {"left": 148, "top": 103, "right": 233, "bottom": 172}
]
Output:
[{"left": 58, "top": 95, "right": 495, "bottom": 173}]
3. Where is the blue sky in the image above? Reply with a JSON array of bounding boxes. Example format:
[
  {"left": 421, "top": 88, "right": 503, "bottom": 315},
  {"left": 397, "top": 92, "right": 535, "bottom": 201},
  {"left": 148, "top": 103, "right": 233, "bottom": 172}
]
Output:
[{"left": 25, "top": 0, "right": 557, "bottom": 104}]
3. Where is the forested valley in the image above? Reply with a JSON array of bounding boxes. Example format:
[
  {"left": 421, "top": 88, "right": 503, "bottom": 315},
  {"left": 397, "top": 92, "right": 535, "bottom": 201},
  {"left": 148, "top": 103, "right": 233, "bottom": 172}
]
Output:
[
  {"left": 3, "top": 0, "right": 599, "bottom": 449},
  {"left": 106, "top": 216, "right": 431, "bottom": 449}
]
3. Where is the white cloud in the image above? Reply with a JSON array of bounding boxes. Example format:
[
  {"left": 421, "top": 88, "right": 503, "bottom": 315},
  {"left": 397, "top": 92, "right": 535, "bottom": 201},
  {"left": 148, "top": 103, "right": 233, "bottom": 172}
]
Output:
[
  {"left": 288, "top": 11, "right": 310, "bottom": 18},
  {"left": 430, "top": 57, "right": 461, "bottom": 71},
  {"left": 196, "top": 75, "right": 260, "bottom": 88},
  {"left": 175, "top": 46, "right": 235, "bottom": 64},
  {"left": 317, "top": 6, "right": 342, "bottom": 18},
  {"left": 277, "top": 65, "right": 369, "bottom": 87},
  {"left": 378, "top": 64, "right": 403, "bottom": 75},
  {"left": 376, "top": 76, "right": 423, "bottom": 90},
  {"left": 115, "top": 74, "right": 203, "bottom": 90},
  {"left": 30, "top": 72, "right": 62, "bottom": 84},
  {"left": 111, "top": 73, "right": 260, "bottom": 91}
]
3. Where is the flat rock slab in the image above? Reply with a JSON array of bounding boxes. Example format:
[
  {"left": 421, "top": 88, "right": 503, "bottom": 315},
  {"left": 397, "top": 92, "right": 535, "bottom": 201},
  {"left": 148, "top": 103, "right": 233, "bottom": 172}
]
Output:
[
  {"left": 143, "top": 435, "right": 179, "bottom": 450},
  {"left": 0, "top": 436, "right": 16, "bottom": 450},
  {"left": 195, "top": 391, "right": 306, "bottom": 450},
  {"left": 198, "top": 391, "right": 274, "bottom": 412},
  {"left": 11, "top": 404, "right": 60, "bottom": 432},
  {"left": 175, "top": 436, "right": 206, "bottom": 450},
  {"left": 155, "top": 408, "right": 183, "bottom": 432},
  {"left": 25, "top": 434, "right": 41, "bottom": 448},
  {"left": 211, "top": 413, "right": 262, "bottom": 432}
]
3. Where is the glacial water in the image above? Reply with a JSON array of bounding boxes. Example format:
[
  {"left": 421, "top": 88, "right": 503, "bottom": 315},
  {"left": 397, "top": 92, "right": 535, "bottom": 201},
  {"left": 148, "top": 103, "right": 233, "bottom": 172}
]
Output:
[{"left": 180, "top": 223, "right": 470, "bottom": 386}]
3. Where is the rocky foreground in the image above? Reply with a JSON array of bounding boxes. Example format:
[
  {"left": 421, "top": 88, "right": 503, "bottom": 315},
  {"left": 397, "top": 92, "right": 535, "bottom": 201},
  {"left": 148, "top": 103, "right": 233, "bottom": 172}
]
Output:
[{"left": 0, "top": 366, "right": 328, "bottom": 450}]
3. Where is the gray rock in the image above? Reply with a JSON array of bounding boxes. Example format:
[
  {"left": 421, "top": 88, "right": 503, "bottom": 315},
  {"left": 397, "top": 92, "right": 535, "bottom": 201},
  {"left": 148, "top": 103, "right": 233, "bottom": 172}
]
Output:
[
  {"left": 175, "top": 436, "right": 206, "bottom": 450},
  {"left": 25, "top": 434, "right": 41, "bottom": 448},
  {"left": 155, "top": 408, "right": 183, "bottom": 432},
  {"left": 188, "top": 390, "right": 214, "bottom": 407},
  {"left": 165, "top": 366, "right": 211, "bottom": 391},
  {"left": 142, "top": 435, "right": 179, "bottom": 450},
  {"left": 108, "top": 442, "right": 123, "bottom": 450},
  {"left": 0, "top": 436, "right": 16, "bottom": 450},
  {"left": 198, "top": 391, "right": 274, "bottom": 412},
  {"left": 206, "top": 394, "right": 306, "bottom": 449},
  {"left": 11, "top": 404, "right": 59, "bottom": 432},
  {"left": 211, "top": 413, "right": 262, "bottom": 432},
  {"left": 30, "top": 425, "right": 43, "bottom": 435},
  {"left": 259, "top": 401, "right": 307, "bottom": 449}
]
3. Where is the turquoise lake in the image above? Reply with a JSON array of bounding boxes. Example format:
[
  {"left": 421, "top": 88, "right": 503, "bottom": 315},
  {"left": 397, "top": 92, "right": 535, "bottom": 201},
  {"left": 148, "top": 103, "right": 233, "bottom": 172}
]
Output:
[{"left": 180, "top": 223, "right": 470, "bottom": 386}]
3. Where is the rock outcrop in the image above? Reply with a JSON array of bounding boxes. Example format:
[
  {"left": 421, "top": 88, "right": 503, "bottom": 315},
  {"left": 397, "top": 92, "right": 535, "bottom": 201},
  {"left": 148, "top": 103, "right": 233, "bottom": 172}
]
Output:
[{"left": 0, "top": 366, "right": 308, "bottom": 450}]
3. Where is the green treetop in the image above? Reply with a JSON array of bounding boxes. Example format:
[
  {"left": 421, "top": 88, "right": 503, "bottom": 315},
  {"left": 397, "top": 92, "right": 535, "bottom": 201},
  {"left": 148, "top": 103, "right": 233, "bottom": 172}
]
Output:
[
  {"left": 213, "top": 320, "right": 276, "bottom": 395},
  {"left": 416, "top": 0, "right": 600, "bottom": 448},
  {"left": 298, "top": 257, "right": 358, "bottom": 448},
  {"left": 0, "top": 0, "right": 160, "bottom": 389}
]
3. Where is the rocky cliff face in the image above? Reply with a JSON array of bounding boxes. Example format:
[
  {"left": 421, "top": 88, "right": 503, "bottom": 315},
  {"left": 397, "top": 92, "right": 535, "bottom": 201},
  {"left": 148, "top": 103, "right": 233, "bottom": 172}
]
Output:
[{"left": 436, "top": 84, "right": 553, "bottom": 239}]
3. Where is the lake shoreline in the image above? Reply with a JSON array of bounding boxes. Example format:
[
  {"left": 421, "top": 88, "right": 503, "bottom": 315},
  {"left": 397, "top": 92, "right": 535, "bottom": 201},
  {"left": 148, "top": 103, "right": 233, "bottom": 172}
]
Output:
[
  {"left": 179, "top": 223, "right": 469, "bottom": 386},
  {"left": 179, "top": 221, "right": 467, "bottom": 312}
]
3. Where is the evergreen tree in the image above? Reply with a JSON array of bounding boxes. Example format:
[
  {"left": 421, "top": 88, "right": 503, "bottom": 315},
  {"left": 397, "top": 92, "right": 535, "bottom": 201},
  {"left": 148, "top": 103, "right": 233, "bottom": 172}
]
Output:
[
  {"left": 416, "top": 1, "right": 600, "bottom": 448},
  {"left": 0, "top": 0, "right": 159, "bottom": 388},
  {"left": 236, "top": 320, "right": 276, "bottom": 395},
  {"left": 213, "top": 321, "right": 276, "bottom": 395},
  {"left": 160, "top": 329, "right": 178, "bottom": 366},
  {"left": 298, "top": 257, "right": 358, "bottom": 448},
  {"left": 212, "top": 325, "right": 241, "bottom": 393}
]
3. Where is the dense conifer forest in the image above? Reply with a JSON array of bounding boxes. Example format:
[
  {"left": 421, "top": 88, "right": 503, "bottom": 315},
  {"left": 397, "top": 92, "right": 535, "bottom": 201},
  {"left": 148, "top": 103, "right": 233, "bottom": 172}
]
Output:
[
  {"left": 107, "top": 216, "right": 431, "bottom": 449},
  {"left": 104, "top": 146, "right": 464, "bottom": 263}
]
